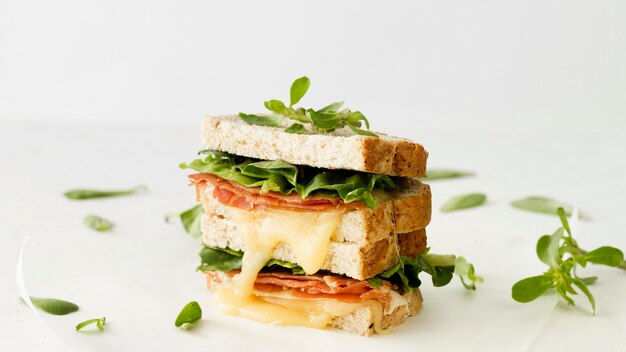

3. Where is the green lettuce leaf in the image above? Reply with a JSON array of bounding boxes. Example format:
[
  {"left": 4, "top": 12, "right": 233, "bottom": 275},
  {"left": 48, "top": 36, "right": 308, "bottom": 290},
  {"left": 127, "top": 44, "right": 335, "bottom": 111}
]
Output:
[
  {"left": 196, "top": 246, "right": 456, "bottom": 292},
  {"left": 180, "top": 150, "right": 397, "bottom": 208},
  {"left": 198, "top": 246, "right": 306, "bottom": 274}
]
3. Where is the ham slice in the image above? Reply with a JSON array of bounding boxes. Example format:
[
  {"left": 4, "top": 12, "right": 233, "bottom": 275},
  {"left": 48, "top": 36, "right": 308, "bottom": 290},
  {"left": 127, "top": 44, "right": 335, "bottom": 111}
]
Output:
[
  {"left": 207, "top": 270, "right": 395, "bottom": 310},
  {"left": 189, "top": 173, "right": 365, "bottom": 211}
]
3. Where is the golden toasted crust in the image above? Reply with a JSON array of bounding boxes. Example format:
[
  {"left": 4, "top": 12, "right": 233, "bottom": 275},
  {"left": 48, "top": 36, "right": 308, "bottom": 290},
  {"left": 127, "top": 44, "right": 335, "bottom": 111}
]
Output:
[
  {"left": 201, "top": 115, "right": 428, "bottom": 177},
  {"left": 398, "top": 229, "right": 428, "bottom": 258}
]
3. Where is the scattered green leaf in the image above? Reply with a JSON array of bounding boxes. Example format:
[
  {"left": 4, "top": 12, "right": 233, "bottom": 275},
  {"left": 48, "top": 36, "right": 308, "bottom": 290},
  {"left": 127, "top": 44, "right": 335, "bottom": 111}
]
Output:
[
  {"left": 175, "top": 301, "right": 202, "bottom": 330},
  {"left": 511, "top": 207, "right": 626, "bottom": 314},
  {"left": 25, "top": 297, "right": 79, "bottom": 315},
  {"left": 76, "top": 317, "right": 106, "bottom": 332},
  {"left": 422, "top": 169, "right": 474, "bottom": 181},
  {"left": 179, "top": 205, "right": 204, "bottom": 238},
  {"left": 511, "top": 196, "right": 587, "bottom": 219},
  {"left": 64, "top": 186, "right": 146, "bottom": 200},
  {"left": 441, "top": 193, "right": 487, "bottom": 212},
  {"left": 83, "top": 215, "right": 113, "bottom": 232}
]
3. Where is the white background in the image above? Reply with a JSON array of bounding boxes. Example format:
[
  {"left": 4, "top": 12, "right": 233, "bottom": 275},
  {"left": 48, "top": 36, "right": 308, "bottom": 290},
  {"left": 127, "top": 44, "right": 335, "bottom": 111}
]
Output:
[
  {"left": 1, "top": 0, "right": 626, "bottom": 132},
  {"left": 2, "top": 1, "right": 626, "bottom": 351}
]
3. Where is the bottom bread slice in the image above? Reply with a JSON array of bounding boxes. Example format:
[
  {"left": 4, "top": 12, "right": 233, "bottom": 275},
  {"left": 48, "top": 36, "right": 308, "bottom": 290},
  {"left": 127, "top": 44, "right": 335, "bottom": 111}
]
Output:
[
  {"left": 331, "top": 288, "right": 422, "bottom": 336},
  {"left": 205, "top": 271, "right": 422, "bottom": 336}
]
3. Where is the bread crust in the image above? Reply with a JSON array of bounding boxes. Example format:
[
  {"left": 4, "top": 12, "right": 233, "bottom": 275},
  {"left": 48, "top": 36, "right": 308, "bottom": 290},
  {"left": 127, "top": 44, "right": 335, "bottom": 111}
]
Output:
[
  {"left": 204, "top": 272, "right": 422, "bottom": 336},
  {"left": 199, "top": 180, "right": 432, "bottom": 245},
  {"left": 201, "top": 115, "right": 428, "bottom": 177}
]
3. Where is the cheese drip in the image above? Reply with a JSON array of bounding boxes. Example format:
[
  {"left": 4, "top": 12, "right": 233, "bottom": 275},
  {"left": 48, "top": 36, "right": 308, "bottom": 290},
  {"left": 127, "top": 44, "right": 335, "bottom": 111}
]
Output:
[{"left": 211, "top": 207, "right": 372, "bottom": 328}]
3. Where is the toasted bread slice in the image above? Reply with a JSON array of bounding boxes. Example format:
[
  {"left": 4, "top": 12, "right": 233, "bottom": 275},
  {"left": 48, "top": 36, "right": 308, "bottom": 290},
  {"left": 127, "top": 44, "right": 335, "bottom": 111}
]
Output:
[
  {"left": 201, "top": 115, "right": 428, "bottom": 177},
  {"left": 198, "top": 179, "right": 432, "bottom": 245},
  {"left": 199, "top": 179, "right": 431, "bottom": 280},
  {"left": 205, "top": 272, "right": 422, "bottom": 336}
]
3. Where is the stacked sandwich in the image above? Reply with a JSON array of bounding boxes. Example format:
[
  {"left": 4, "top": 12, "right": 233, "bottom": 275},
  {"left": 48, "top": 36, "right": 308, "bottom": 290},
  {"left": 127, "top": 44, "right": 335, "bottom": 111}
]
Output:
[{"left": 181, "top": 113, "right": 439, "bottom": 335}]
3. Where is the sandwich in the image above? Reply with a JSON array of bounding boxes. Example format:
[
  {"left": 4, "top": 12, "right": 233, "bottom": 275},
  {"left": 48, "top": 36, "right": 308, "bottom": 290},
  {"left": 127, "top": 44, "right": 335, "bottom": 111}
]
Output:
[{"left": 180, "top": 77, "right": 458, "bottom": 335}]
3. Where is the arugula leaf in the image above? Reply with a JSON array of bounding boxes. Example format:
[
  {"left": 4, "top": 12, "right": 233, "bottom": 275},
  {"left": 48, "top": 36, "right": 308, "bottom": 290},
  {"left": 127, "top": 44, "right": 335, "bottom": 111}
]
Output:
[
  {"left": 26, "top": 297, "right": 79, "bottom": 315},
  {"left": 289, "top": 76, "right": 311, "bottom": 107},
  {"left": 238, "top": 112, "right": 283, "bottom": 127},
  {"left": 180, "top": 205, "right": 203, "bottom": 238},
  {"left": 180, "top": 150, "right": 397, "bottom": 208},
  {"left": 441, "top": 193, "right": 487, "bottom": 212},
  {"left": 64, "top": 186, "right": 145, "bottom": 200},
  {"left": 422, "top": 169, "right": 474, "bottom": 181},
  {"left": 284, "top": 123, "right": 307, "bottom": 134},
  {"left": 83, "top": 215, "right": 113, "bottom": 232},
  {"left": 239, "top": 76, "right": 377, "bottom": 136},
  {"left": 175, "top": 301, "right": 202, "bottom": 330},
  {"left": 511, "top": 196, "right": 587, "bottom": 219},
  {"left": 511, "top": 207, "right": 626, "bottom": 313},
  {"left": 76, "top": 317, "right": 106, "bottom": 332}
]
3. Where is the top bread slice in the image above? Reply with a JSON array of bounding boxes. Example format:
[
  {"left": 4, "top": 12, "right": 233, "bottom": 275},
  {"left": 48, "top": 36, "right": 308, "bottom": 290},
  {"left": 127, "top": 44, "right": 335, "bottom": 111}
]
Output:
[{"left": 201, "top": 115, "right": 428, "bottom": 177}]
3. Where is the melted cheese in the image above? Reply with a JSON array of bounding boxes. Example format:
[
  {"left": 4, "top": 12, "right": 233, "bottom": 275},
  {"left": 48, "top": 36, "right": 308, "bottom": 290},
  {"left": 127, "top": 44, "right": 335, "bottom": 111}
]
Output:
[{"left": 212, "top": 207, "right": 359, "bottom": 329}]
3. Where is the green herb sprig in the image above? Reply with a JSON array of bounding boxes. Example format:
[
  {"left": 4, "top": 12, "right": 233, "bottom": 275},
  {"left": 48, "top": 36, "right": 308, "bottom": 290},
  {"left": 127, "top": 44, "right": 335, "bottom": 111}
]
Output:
[
  {"left": 511, "top": 207, "right": 625, "bottom": 314},
  {"left": 83, "top": 215, "right": 113, "bottom": 232},
  {"left": 76, "top": 317, "right": 106, "bottom": 332},
  {"left": 239, "top": 76, "right": 378, "bottom": 137},
  {"left": 175, "top": 301, "right": 202, "bottom": 330}
]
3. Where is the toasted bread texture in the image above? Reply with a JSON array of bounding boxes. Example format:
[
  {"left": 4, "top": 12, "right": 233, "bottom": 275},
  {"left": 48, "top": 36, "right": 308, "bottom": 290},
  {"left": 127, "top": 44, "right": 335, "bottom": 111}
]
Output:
[
  {"left": 205, "top": 272, "right": 422, "bottom": 336},
  {"left": 201, "top": 115, "right": 428, "bottom": 177},
  {"left": 199, "top": 181, "right": 431, "bottom": 280}
]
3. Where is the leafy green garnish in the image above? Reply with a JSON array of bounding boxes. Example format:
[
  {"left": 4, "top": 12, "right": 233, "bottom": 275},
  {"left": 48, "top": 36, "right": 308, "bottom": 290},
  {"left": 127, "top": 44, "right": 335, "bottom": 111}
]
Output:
[
  {"left": 511, "top": 208, "right": 625, "bottom": 314},
  {"left": 511, "top": 196, "right": 587, "bottom": 219},
  {"left": 441, "top": 193, "right": 487, "bottom": 212},
  {"left": 64, "top": 186, "right": 146, "bottom": 200},
  {"left": 25, "top": 297, "right": 79, "bottom": 315},
  {"left": 198, "top": 246, "right": 305, "bottom": 274},
  {"left": 180, "top": 150, "right": 397, "bottom": 208},
  {"left": 76, "top": 317, "right": 106, "bottom": 332},
  {"left": 83, "top": 215, "right": 113, "bottom": 232},
  {"left": 198, "top": 246, "right": 481, "bottom": 292},
  {"left": 422, "top": 169, "right": 474, "bottom": 181},
  {"left": 239, "top": 76, "right": 378, "bottom": 137},
  {"left": 239, "top": 113, "right": 283, "bottom": 127},
  {"left": 284, "top": 123, "right": 307, "bottom": 134},
  {"left": 175, "top": 301, "right": 202, "bottom": 330},
  {"left": 179, "top": 205, "right": 204, "bottom": 238}
]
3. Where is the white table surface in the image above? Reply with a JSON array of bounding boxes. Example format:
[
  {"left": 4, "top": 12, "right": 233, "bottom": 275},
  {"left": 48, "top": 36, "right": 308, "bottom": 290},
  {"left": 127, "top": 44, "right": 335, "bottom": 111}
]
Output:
[{"left": 1, "top": 121, "right": 625, "bottom": 351}]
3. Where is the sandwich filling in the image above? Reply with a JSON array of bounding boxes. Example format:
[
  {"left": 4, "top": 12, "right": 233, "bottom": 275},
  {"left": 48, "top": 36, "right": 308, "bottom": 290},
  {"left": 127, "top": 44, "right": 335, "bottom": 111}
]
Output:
[{"left": 182, "top": 150, "right": 443, "bottom": 331}]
